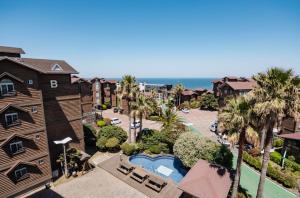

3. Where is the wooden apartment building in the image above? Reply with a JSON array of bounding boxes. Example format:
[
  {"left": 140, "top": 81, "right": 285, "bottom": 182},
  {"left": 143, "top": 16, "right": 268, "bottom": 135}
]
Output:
[
  {"left": 91, "top": 78, "right": 117, "bottom": 109},
  {"left": 0, "top": 46, "right": 84, "bottom": 197},
  {"left": 212, "top": 76, "right": 257, "bottom": 106}
]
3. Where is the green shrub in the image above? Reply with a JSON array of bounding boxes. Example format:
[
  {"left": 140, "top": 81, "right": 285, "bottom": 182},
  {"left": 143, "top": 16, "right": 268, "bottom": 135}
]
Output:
[
  {"left": 121, "top": 143, "right": 136, "bottom": 156},
  {"left": 178, "top": 101, "right": 190, "bottom": 110},
  {"left": 190, "top": 100, "right": 200, "bottom": 109},
  {"left": 141, "top": 130, "right": 172, "bottom": 154},
  {"left": 97, "top": 120, "right": 106, "bottom": 127},
  {"left": 200, "top": 94, "right": 218, "bottom": 110},
  {"left": 272, "top": 137, "right": 284, "bottom": 147},
  {"left": 270, "top": 151, "right": 282, "bottom": 164},
  {"left": 98, "top": 125, "right": 128, "bottom": 143},
  {"left": 105, "top": 137, "right": 120, "bottom": 151},
  {"left": 96, "top": 137, "right": 107, "bottom": 150},
  {"left": 243, "top": 151, "right": 297, "bottom": 188},
  {"left": 285, "top": 159, "right": 300, "bottom": 172},
  {"left": 101, "top": 104, "right": 107, "bottom": 110},
  {"left": 174, "top": 132, "right": 233, "bottom": 168},
  {"left": 287, "top": 155, "right": 295, "bottom": 162},
  {"left": 149, "top": 145, "right": 161, "bottom": 154}
]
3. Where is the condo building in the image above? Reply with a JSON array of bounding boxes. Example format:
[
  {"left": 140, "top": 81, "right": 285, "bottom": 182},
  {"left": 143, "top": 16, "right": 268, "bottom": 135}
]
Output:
[{"left": 0, "top": 46, "right": 85, "bottom": 197}]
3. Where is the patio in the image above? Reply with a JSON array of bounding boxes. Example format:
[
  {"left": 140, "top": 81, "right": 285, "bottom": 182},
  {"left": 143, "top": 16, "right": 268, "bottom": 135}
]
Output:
[{"left": 99, "top": 155, "right": 183, "bottom": 198}]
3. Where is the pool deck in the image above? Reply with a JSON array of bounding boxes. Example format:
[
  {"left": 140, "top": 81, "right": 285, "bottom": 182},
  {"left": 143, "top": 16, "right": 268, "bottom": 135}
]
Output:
[{"left": 99, "top": 155, "right": 183, "bottom": 198}]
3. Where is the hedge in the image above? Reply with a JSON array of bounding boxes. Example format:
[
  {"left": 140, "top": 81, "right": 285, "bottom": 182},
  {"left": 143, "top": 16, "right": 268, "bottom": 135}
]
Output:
[
  {"left": 272, "top": 137, "right": 284, "bottom": 148},
  {"left": 121, "top": 143, "right": 136, "bottom": 156},
  {"left": 97, "top": 120, "right": 106, "bottom": 127},
  {"left": 270, "top": 151, "right": 300, "bottom": 172},
  {"left": 243, "top": 152, "right": 297, "bottom": 188},
  {"left": 149, "top": 145, "right": 161, "bottom": 154},
  {"left": 105, "top": 137, "right": 120, "bottom": 151}
]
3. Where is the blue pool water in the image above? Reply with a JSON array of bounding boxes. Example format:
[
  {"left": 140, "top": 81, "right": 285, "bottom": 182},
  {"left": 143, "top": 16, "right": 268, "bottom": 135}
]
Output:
[{"left": 129, "top": 154, "right": 187, "bottom": 183}]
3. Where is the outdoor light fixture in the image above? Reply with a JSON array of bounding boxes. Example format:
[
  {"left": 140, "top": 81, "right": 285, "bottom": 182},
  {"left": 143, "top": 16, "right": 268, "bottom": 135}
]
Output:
[{"left": 54, "top": 137, "right": 72, "bottom": 177}]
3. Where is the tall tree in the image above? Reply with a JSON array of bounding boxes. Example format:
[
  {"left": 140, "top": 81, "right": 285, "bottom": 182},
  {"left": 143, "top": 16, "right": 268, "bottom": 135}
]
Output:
[
  {"left": 119, "top": 75, "right": 138, "bottom": 143},
  {"left": 249, "top": 68, "right": 300, "bottom": 198},
  {"left": 135, "top": 94, "right": 153, "bottom": 133},
  {"left": 173, "top": 84, "right": 184, "bottom": 106},
  {"left": 219, "top": 96, "right": 251, "bottom": 198}
]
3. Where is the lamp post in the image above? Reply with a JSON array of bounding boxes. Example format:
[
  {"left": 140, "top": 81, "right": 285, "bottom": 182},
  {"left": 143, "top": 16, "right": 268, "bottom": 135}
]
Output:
[{"left": 54, "top": 137, "right": 72, "bottom": 177}]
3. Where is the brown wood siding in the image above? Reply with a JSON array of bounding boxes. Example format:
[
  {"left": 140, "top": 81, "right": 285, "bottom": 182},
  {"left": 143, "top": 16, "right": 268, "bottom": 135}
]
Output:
[
  {"left": 0, "top": 131, "right": 48, "bottom": 166},
  {"left": 0, "top": 105, "right": 45, "bottom": 137},
  {"left": 0, "top": 156, "right": 51, "bottom": 198},
  {"left": 39, "top": 74, "right": 84, "bottom": 169},
  {"left": 0, "top": 60, "right": 51, "bottom": 197}
]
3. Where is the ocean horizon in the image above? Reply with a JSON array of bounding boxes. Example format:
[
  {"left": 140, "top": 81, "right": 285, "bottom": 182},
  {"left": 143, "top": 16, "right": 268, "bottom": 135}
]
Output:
[{"left": 111, "top": 77, "right": 216, "bottom": 90}]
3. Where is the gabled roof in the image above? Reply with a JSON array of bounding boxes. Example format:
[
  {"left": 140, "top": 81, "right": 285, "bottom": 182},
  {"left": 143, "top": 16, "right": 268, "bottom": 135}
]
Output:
[
  {"left": 0, "top": 104, "right": 28, "bottom": 114},
  {"left": 182, "top": 90, "right": 196, "bottom": 96},
  {"left": 0, "top": 46, "right": 25, "bottom": 54},
  {"left": 4, "top": 160, "right": 37, "bottom": 176},
  {"left": 225, "top": 81, "right": 256, "bottom": 90},
  {"left": 0, "top": 57, "right": 78, "bottom": 74},
  {"left": 178, "top": 160, "right": 232, "bottom": 198},
  {"left": 0, "top": 72, "right": 24, "bottom": 83},
  {"left": 71, "top": 76, "right": 91, "bottom": 84},
  {"left": 0, "top": 133, "right": 32, "bottom": 147},
  {"left": 90, "top": 77, "right": 104, "bottom": 82}
]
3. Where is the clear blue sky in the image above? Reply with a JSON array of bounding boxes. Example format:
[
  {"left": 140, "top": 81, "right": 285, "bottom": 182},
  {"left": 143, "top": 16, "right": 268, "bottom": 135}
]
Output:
[{"left": 1, "top": 0, "right": 300, "bottom": 78}]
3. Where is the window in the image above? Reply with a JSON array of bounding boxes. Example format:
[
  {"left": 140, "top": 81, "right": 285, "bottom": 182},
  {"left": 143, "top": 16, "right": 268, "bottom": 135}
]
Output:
[
  {"left": 31, "top": 106, "right": 37, "bottom": 113},
  {"left": 0, "top": 79, "right": 15, "bottom": 96},
  {"left": 10, "top": 141, "right": 24, "bottom": 154},
  {"left": 14, "top": 167, "right": 28, "bottom": 180},
  {"left": 51, "top": 64, "right": 63, "bottom": 71},
  {"left": 5, "top": 113, "right": 19, "bottom": 126},
  {"left": 95, "top": 82, "right": 99, "bottom": 90},
  {"left": 27, "top": 80, "right": 33, "bottom": 85},
  {"left": 35, "top": 134, "right": 40, "bottom": 140},
  {"left": 96, "top": 92, "right": 100, "bottom": 97},
  {"left": 38, "top": 159, "right": 44, "bottom": 165},
  {"left": 50, "top": 80, "right": 58, "bottom": 88}
]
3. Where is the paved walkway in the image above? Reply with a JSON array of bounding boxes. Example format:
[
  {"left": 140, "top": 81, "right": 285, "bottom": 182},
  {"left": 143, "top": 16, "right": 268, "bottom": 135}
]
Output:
[{"left": 181, "top": 109, "right": 298, "bottom": 198}]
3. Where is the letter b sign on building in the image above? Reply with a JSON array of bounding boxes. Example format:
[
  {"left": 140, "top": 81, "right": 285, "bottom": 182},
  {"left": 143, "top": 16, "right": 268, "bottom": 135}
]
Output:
[{"left": 50, "top": 80, "right": 58, "bottom": 88}]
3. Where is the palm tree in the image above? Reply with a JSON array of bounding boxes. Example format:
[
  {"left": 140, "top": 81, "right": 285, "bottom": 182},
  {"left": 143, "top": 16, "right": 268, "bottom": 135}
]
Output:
[
  {"left": 219, "top": 96, "right": 251, "bottom": 198},
  {"left": 173, "top": 84, "right": 184, "bottom": 106},
  {"left": 135, "top": 94, "right": 153, "bottom": 132},
  {"left": 249, "top": 68, "right": 300, "bottom": 198},
  {"left": 119, "top": 75, "right": 138, "bottom": 143}
]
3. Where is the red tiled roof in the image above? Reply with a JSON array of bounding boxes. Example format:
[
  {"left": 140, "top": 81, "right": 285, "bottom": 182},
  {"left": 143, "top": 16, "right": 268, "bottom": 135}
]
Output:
[
  {"left": 0, "top": 46, "right": 25, "bottom": 54},
  {"left": 279, "top": 133, "right": 300, "bottom": 141},
  {"left": 178, "top": 160, "right": 232, "bottom": 198}
]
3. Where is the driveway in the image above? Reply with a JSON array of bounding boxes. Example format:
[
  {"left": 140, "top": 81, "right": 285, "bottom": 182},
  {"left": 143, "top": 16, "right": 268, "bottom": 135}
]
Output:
[
  {"left": 102, "top": 109, "right": 162, "bottom": 141},
  {"left": 178, "top": 109, "right": 218, "bottom": 139},
  {"left": 29, "top": 168, "right": 147, "bottom": 198}
]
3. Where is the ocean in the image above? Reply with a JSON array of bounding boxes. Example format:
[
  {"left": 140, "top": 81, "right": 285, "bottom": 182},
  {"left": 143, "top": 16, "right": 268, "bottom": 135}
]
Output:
[{"left": 112, "top": 78, "right": 215, "bottom": 90}]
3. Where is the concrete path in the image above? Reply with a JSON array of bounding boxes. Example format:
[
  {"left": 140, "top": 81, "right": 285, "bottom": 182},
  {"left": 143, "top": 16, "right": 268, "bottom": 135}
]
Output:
[
  {"left": 29, "top": 168, "right": 147, "bottom": 198},
  {"left": 181, "top": 109, "right": 298, "bottom": 198}
]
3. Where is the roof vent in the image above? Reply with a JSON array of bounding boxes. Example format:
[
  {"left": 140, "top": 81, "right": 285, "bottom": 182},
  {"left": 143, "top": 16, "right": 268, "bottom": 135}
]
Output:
[{"left": 52, "top": 64, "right": 63, "bottom": 71}]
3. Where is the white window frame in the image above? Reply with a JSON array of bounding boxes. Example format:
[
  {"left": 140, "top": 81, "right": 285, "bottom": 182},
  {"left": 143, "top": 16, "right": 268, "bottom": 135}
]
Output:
[
  {"left": 0, "top": 79, "right": 15, "bottom": 95},
  {"left": 5, "top": 113, "right": 19, "bottom": 126},
  {"left": 10, "top": 141, "right": 24, "bottom": 154},
  {"left": 14, "top": 167, "right": 27, "bottom": 180},
  {"left": 38, "top": 159, "right": 44, "bottom": 165},
  {"left": 31, "top": 106, "right": 37, "bottom": 113}
]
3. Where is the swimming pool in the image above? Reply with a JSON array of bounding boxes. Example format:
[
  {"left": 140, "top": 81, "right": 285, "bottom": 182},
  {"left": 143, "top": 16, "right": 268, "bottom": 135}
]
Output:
[{"left": 129, "top": 154, "right": 187, "bottom": 183}]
